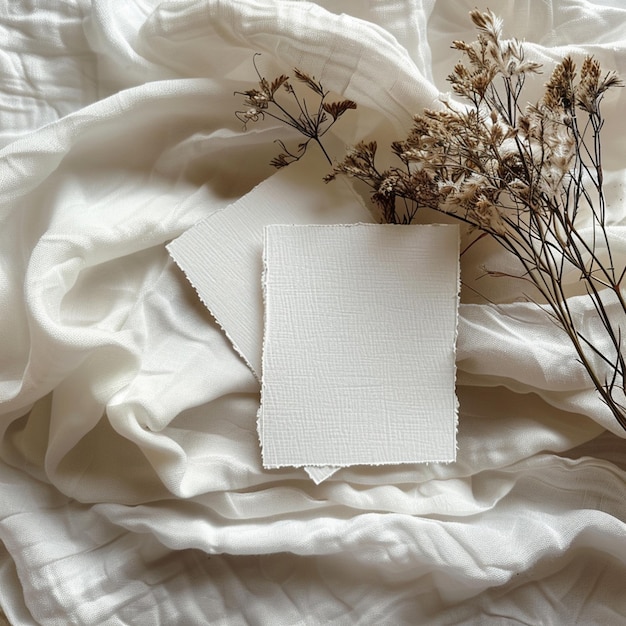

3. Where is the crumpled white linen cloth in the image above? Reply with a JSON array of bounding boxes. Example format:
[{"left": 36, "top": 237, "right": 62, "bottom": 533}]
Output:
[{"left": 2, "top": 1, "right": 626, "bottom": 624}]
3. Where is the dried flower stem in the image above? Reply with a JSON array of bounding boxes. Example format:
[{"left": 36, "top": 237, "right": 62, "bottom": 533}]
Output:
[{"left": 235, "top": 54, "right": 356, "bottom": 168}]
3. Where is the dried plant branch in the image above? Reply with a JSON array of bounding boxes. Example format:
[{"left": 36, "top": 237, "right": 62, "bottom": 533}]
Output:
[
  {"left": 235, "top": 54, "right": 356, "bottom": 167},
  {"left": 326, "top": 9, "right": 626, "bottom": 430}
]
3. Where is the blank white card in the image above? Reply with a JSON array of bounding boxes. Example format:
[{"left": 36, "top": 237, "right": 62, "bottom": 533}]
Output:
[{"left": 259, "top": 223, "right": 460, "bottom": 469}]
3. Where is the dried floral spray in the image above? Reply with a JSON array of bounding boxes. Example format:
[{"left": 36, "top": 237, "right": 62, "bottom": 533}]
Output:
[{"left": 236, "top": 12, "right": 626, "bottom": 431}]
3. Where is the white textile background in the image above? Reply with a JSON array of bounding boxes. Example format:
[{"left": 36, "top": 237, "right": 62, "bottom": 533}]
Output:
[{"left": 1, "top": 1, "right": 626, "bottom": 624}]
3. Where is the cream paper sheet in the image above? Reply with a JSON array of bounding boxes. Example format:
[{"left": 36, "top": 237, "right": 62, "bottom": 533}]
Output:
[
  {"left": 166, "top": 151, "right": 373, "bottom": 380},
  {"left": 1, "top": 1, "right": 626, "bottom": 624},
  {"left": 260, "top": 223, "right": 459, "bottom": 468}
]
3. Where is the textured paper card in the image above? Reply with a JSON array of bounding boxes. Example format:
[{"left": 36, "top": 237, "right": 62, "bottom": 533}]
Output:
[
  {"left": 167, "top": 154, "right": 373, "bottom": 379},
  {"left": 260, "top": 223, "right": 460, "bottom": 468}
]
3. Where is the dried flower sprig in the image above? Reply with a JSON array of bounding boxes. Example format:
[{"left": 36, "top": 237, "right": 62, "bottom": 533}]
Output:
[
  {"left": 326, "top": 10, "right": 626, "bottom": 430},
  {"left": 235, "top": 54, "right": 356, "bottom": 167}
]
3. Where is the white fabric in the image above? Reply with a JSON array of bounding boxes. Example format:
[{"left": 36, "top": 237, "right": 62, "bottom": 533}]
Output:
[
  {"left": 260, "top": 223, "right": 459, "bottom": 468},
  {"left": 1, "top": 1, "right": 626, "bottom": 624}
]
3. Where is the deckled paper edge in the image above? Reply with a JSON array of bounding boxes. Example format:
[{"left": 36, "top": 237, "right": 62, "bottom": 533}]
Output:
[
  {"left": 256, "top": 226, "right": 269, "bottom": 466},
  {"left": 166, "top": 238, "right": 261, "bottom": 381},
  {"left": 453, "top": 225, "right": 461, "bottom": 462},
  {"left": 259, "top": 223, "right": 461, "bottom": 470}
]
